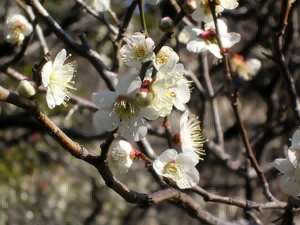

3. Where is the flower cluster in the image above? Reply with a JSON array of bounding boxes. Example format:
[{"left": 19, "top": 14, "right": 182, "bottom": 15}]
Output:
[
  {"left": 15, "top": 0, "right": 250, "bottom": 191},
  {"left": 91, "top": 31, "right": 206, "bottom": 188},
  {"left": 94, "top": 32, "right": 192, "bottom": 142},
  {"left": 178, "top": 0, "right": 240, "bottom": 58},
  {"left": 273, "top": 128, "right": 300, "bottom": 197}
]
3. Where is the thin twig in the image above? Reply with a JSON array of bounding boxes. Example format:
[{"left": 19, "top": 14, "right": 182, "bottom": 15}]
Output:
[
  {"left": 273, "top": 0, "right": 300, "bottom": 121},
  {"left": 201, "top": 52, "right": 224, "bottom": 147},
  {"left": 208, "top": 0, "right": 275, "bottom": 201}
]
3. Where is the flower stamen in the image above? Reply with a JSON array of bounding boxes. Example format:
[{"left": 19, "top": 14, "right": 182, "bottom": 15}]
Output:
[{"left": 113, "top": 96, "right": 138, "bottom": 119}]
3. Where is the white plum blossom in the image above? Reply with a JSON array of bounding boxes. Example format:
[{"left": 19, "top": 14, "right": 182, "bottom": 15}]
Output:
[
  {"left": 177, "top": 111, "right": 206, "bottom": 160},
  {"left": 183, "top": 19, "right": 241, "bottom": 58},
  {"left": 274, "top": 151, "right": 300, "bottom": 197},
  {"left": 108, "top": 139, "right": 136, "bottom": 173},
  {"left": 92, "top": 75, "right": 148, "bottom": 141},
  {"left": 153, "top": 149, "right": 200, "bottom": 189},
  {"left": 5, "top": 14, "right": 33, "bottom": 45},
  {"left": 230, "top": 54, "right": 261, "bottom": 80},
  {"left": 141, "top": 64, "right": 191, "bottom": 119},
  {"left": 41, "top": 49, "right": 76, "bottom": 109},
  {"left": 120, "top": 32, "right": 155, "bottom": 68},
  {"left": 87, "top": 0, "right": 111, "bottom": 12},
  {"left": 154, "top": 46, "right": 179, "bottom": 73},
  {"left": 192, "top": 0, "right": 239, "bottom": 22}
]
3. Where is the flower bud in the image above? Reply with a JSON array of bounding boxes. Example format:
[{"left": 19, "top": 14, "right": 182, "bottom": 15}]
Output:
[
  {"left": 109, "top": 140, "right": 135, "bottom": 173},
  {"left": 159, "top": 17, "right": 174, "bottom": 32},
  {"left": 17, "top": 80, "right": 36, "bottom": 98},
  {"left": 182, "top": 0, "right": 197, "bottom": 14}
]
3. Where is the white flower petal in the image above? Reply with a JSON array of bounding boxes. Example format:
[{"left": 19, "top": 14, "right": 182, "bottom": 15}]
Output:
[
  {"left": 46, "top": 84, "right": 65, "bottom": 109},
  {"left": 140, "top": 107, "right": 160, "bottom": 120},
  {"left": 187, "top": 40, "right": 207, "bottom": 53},
  {"left": 119, "top": 117, "right": 147, "bottom": 141},
  {"left": 41, "top": 61, "right": 53, "bottom": 87},
  {"left": 279, "top": 175, "right": 300, "bottom": 197},
  {"left": 153, "top": 149, "right": 178, "bottom": 175},
  {"left": 172, "top": 79, "right": 190, "bottom": 111},
  {"left": 88, "top": 0, "right": 111, "bottom": 11},
  {"left": 53, "top": 49, "right": 67, "bottom": 70},
  {"left": 221, "top": 32, "right": 241, "bottom": 49},
  {"left": 247, "top": 58, "right": 261, "bottom": 75},
  {"left": 158, "top": 149, "right": 178, "bottom": 163},
  {"left": 205, "top": 19, "right": 228, "bottom": 34},
  {"left": 290, "top": 128, "right": 300, "bottom": 151},
  {"left": 180, "top": 110, "right": 189, "bottom": 128},
  {"left": 93, "top": 110, "right": 120, "bottom": 133},
  {"left": 273, "top": 158, "right": 294, "bottom": 174},
  {"left": 220, "top": 0, "right": 239, "bottom": 9},
  {"left": 116, "top": 75, "right": 141, "bottom": 95},
  {"left": 154, "top": 46, "right": 179, "bottom": 73},
  {"left": 92, "top": 91, "right": 117, "bottom": 109},
  {"left": 176, "top": 166, "right": 200, "bottom": 189},
  {"left": 287, "top": 150, "right": 298, "bottom": 167},
  {"left": 177, "top": 152, "right": 199, "bottom": 166},
  {"left": 207, "top": 44, "right": 222, "bottom": 58},
  {"left": 178, "top": 26, "right": 198, "bottom": 44}
]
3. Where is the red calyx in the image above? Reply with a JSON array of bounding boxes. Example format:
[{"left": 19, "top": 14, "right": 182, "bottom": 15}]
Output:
[
  {"left": 199, "top": 29, "right": 216, "bottom": 40},
  {"left": 140, "top": 80, "right": 152, "bottom": 92}
]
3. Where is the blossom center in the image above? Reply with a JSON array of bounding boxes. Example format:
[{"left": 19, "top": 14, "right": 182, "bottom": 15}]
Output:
[
  {"left": 199, "top": 29, "right": 217, "bottom": 43},
  {"left": 111, "top": 148, "right": 129, "bottom": 163},
  {"left": 156, "top": 51, "right": 169, "bottom": 65},
  {"left": 140, "top": 80, "right": 152, "bottom": 92},
  {"left": 163, "top": 161, "right": 181, "bottom": 178},
  {"left": 169, "top": 91, "right": 176, "bottom": 97},
  {"left": 133, "top": 44, "right": 147, "bottom": 60},
  {"left": 13, "top": 23, "right": 26, "bottom": 33},
  {"left": 49, "top": 71, "right": 75, "bottom": 91},
  {"left": 113, "top": 96, "right": 138, "bottom": 119}
]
